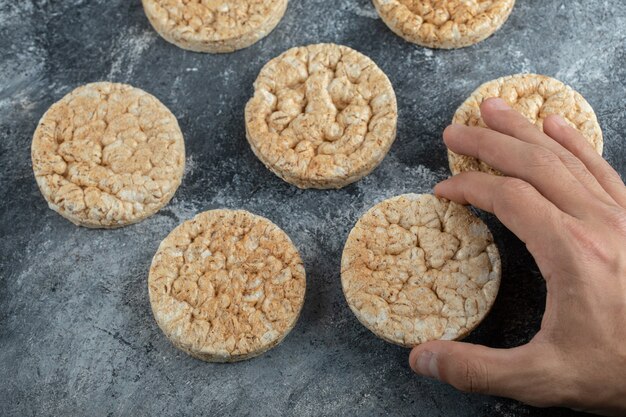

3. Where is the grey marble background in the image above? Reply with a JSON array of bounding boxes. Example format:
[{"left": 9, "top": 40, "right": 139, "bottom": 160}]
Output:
[{"left": 1, "top": 1, "right": 624, "bottom": 416}]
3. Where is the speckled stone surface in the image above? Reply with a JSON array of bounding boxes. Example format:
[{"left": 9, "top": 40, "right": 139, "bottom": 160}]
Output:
[{"left": 0, "top": 1, "right": 624, "bottom": 416}]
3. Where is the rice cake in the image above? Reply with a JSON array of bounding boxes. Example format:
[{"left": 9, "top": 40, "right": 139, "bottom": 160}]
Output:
[
  {"left": 142, "top": 0, "right": 289, "bottom": 53},
  {"left": 148, "top": 209, "right": 306, "bottom": 362},
  {"left": 31, "top": 82, "right": 185, "bottom": 228},
  {"left": 449, "top": 73, "right": 604, "bottom": 176},
  {"left": 245, "top": 43, "right": 398, "bottom": 189},
  {"left": 372, "top": 0, "right": 515, "bottom": 49},
  {"left": 341, "top": 194, "right": 500, "bottom": 347}
]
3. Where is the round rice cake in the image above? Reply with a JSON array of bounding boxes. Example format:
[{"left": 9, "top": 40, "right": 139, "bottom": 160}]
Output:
[
  {"left": 148, "top": 209, "right": 306, "bottom": 362},
  {"left": 341, "top": 194, "right": 500, "bottom": 347},
  {"left": 449, "top": 73, "right": 604, "bottom": 175},
  {"left": 31, "top": 82, "right": 185, "bottom": 228},
  {"left": 245, "top": 43, "right": 398, "bottom": 189},
  {"left": 142, "top": 0, "right": 289, "bottom": 53},
  {"left": 372, "top": 0, "right": 515, "bottom": 49}
]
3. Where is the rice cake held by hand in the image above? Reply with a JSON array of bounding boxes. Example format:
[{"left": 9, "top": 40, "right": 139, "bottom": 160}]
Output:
[
  {"left": 245, "top": 43, "right": 398, "bottom": 189},
  {"left": 341, "top": 194, "right": 500, "bottom": 347},
  {"left": 149, "top": 209, "right": 306, "bottom": 362},
  {"left": 142, "top": 0, "right": 289, "bottom": 53},
  {"left": 31, "top": 82, "right": 185, "bottom": 228},
  {"left": 372, "top": 0, "right": 515, "bottom": 49},
  {"left": 449, "top": 73, "right": 604, "bottom": 176}
]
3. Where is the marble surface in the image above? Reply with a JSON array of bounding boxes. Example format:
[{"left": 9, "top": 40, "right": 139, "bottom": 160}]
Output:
[{"left": 0, "top": 1, "right": 624, "bottom": 416}]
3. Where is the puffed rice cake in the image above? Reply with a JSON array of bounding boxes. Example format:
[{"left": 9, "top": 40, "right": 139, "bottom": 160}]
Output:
[
  {"left": 245, "top": 43, "right": 398, "bottom": 189},
  {"left": 149, "top": 209, "right": 306, "bottom": 362},
  {"left": 31, "top": 82, "right": 185, "bottom": 228},
  {"left": 142, "top": 0, "right": 289, "bottom": 53},
  {"left": 449, "top": 73, "right": 604, "bottom": 176},
  {"left": 341, "top": 194, "right": 500, "bottom": 347},
  {"left": 372, "top": 0, "right": 515, "bottom": 49}
]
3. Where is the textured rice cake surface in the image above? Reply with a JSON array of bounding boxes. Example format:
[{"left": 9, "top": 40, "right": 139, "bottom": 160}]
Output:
[
  {"left": 341, "top": 194, "right": 500, "bottom": 347},
  {"left": 149, "top": 209, "right": 306, "bottom": 362},
  {"left": 245, "top": 43, "right": 398, "bottom": 189},
  {"left": 449, "top": 73, "right": 604, "bottom": 175},
  {"left": 31, "top": 82, "right": 185, "bottom": 228},
  {"left": 372, "top": 0, "right": 515, "bottom": 49},
  {"left": 142, "top": 0, "right": 288, "bottom": 53}
]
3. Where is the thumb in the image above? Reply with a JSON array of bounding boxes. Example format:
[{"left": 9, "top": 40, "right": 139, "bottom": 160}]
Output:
[{"left": 409, "top": 340, "right": 559, "bottom": 403}]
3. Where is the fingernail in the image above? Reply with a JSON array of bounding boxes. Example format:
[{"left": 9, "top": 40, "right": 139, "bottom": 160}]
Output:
[
  {"left": 447, "top": 123, "right": 464, "bottom": 130},
  {"left": 487, "top": 98, "right": 510, "bottom": 110},
  {"left": 415, "top": 351, "right": 440, "bottom": 380},
  {"left": 433, "top": 180, "right": 449, "bottom": 196},
  {"left": 443, "top": 123, "right": 462, "bottom": 137},
  {"left": 443, "top": 124, "right": 462, "bottom": 145}
]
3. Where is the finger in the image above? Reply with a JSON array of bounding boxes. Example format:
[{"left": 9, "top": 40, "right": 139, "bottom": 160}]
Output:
[
  {"left": 481, "top": 99, "right": 617, "bottom": 207},
  {"left": 434, "top": 173, "right": 566, "bottom": 255},
  {"left": 543, "top": 114, "right": 626, "bottom": 208},
  {"left": 409, "top": 341, "right": 563, "bottom": 407},
  {"left": 480, "top": 98, "right": 547, "bottom": 145},
  {"left": 444, "top": 124, "right": 597, "bottom": 218}
]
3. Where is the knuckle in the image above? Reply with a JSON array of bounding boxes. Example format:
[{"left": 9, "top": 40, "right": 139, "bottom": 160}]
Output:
[
  {"left": 500, "top": 177, "right": 533, "bottom": 195},
  {"left": 562, "top": 155, "right": 593, "bottom": 180},
  {"left": 494, "top": 178, "right": 534, "bottom": 213},
  {"left": 447, "top": 358, "right": 490, "bottom": 394},
  {"left": 598, "top": 169, "right": 626, "bottom": 188},
  {"left": 527, "top": 146, "right": 561, "bottom": 168}
]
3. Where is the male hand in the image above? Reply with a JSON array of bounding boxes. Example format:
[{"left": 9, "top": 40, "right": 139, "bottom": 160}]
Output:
[{"left": 409, "top": 98, "right": 626, "bottom": 416}]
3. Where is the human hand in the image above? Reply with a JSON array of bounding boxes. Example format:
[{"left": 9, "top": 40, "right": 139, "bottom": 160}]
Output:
[{"left": 409, "top": 98, "right": 626, "bottom": 416}]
